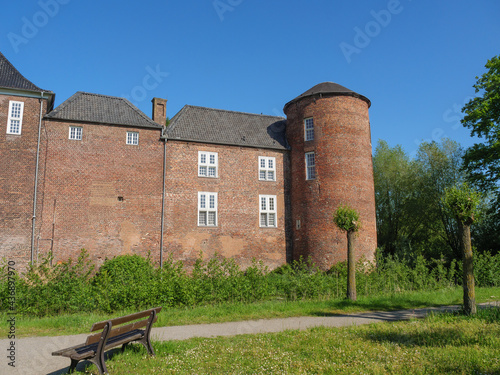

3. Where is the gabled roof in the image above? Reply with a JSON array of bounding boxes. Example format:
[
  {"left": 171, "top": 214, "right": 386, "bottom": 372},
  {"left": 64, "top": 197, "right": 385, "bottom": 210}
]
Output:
[
  {"left": 45, "top": 92, "right": 162, "bottom": 129},
  {"left": 166, "top": 105, "right": 288, "bottom": 150},
  {"left": 283, "top": 82, "right": 370, "bottom": 112},
  {"left": 0, "top": 51, "right": 50, "bottom": 92}
]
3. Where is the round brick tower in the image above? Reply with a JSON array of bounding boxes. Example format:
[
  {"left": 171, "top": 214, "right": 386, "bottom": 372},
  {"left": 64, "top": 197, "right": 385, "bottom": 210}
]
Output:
[{"left": 283, "top": 82, "right": 377, "bottom": 269}]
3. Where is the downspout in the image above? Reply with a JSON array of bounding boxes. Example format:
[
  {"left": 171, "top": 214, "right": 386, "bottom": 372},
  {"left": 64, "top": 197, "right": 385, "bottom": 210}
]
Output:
[
  {"left": 31, "top": 92, "right": 45, "bottom": 264},
  {"left": 159, "top": 132, "right": 167, "bottom": 267}
]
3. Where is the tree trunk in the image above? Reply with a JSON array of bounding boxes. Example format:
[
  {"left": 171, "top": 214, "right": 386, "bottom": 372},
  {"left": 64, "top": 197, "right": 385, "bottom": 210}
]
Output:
[
  {"left": 346, "top": 230, "right": 357, "bottom": 301},
  {"left": 459, "top": 221, "right": 476, "bottom": 315}
]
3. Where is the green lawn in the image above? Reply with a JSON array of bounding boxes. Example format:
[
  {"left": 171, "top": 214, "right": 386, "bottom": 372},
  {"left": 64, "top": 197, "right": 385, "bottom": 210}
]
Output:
[
  {"left": 1, "top": 286, "right": 499, "bottom": 338},
  {"left": 74, "top": 307, "right": 500, "bottom": 374}
]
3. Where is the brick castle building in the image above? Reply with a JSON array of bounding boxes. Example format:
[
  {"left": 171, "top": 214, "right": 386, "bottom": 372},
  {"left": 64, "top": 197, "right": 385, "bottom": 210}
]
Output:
[{"left": 0, "top": 51, "right": 376, "bottom": 271}]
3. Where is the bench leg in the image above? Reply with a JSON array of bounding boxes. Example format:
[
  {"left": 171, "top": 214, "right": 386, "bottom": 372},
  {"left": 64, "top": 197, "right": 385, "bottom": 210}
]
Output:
[
  {"left": 68, "top": 359, "right": 79, "bottom": 373},
  {"left": 89, "top": 354, "right": 108, "bottom": 375},
  {"left": 137, "top": 336, "right": 155, "bottom": 356},
  {"left": 138, "top": 310, "right": 157, "bottom": 356},
  {"left": 89, "top": 321, "right": 111, "bottom": 374}
]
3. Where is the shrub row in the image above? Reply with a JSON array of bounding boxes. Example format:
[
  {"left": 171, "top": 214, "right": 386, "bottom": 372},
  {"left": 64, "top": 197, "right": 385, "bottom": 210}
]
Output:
[{"left": 1, "top": 250, "right": 499, "bottom": 317}]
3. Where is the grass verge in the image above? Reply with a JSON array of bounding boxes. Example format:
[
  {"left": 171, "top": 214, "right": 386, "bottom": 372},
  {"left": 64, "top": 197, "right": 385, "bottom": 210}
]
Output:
[
  {"left": 1, "top": 287, "right": 499, "bottom": 338},
  {"left": 75, "top": 306, "right": 500, "bottom": 374}
]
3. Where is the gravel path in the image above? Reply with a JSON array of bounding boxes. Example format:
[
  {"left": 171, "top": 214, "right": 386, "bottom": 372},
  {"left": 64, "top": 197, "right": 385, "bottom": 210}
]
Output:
[{"left": 2, "top": 302, "right": 498, "bottom": 375}]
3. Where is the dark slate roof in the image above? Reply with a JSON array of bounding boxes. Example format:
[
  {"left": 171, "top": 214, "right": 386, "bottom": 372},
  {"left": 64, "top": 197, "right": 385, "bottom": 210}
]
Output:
[
  {"left": 45, "top": 92, "right": 162, "bottom": 129},
  {"left": 0, "top": 51, "right": 49, "bottom": 92},
  {"left": 283, "top": 82, "right": 370, "bottom": 112},
  {"left": 166, "top": 105, "right": 288, "bottom": 150}
]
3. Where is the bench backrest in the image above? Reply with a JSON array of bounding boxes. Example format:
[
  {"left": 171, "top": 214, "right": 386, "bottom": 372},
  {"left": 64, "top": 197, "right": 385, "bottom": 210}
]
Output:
[{"left": 85, "top": 307, "right": 162, "bottom": 346}]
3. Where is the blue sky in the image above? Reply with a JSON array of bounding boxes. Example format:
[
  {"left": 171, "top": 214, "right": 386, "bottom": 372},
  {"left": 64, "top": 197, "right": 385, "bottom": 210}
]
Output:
[{"left": 1, "top": 0, "right": 499, "bottom": 156}]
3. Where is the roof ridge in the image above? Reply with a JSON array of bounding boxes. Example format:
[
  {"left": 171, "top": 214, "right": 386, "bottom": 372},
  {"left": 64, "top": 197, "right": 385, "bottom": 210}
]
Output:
[
  {"left": 45, "top": 91, "right": 81, "bottom": 118},
  {"left": 184, "top": 104, "right": 285, "bottom": 119},
  {"left": 75, "top": 91, "right": 159, "bottom": 126},
  {"left": 45, "top": 91, "right": 161, "bottom": 128},
  {"left": 76, "top": 91, "right": 127, "bottom": 100},
  {"left": 165, "top": 105, "right": 189, "bottom": 134},
  {"left": 46, "top": 91, "right": 159, "bottom": 126},
  {"left": 165, "top": 104, "right": 288, "bottom": 150},
  {"left": 120, "top": 96, "right": 160, "bottom": 126}
]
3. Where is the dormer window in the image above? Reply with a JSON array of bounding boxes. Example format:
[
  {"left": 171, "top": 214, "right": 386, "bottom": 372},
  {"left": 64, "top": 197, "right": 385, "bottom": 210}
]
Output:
[
  {"left": 304, "top": 117, "right": 314, "bottom": 141},
  {"left": 7, "top": 101, "right": 24, "bottom": 135}
]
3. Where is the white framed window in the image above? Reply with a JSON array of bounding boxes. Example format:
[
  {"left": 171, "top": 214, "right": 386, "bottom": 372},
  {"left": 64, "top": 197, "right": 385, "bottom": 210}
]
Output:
[
  {"left": 305, "top": 152, "right": 316, "bottom": 180},
  {"left": 304, "top": 117, "right": 314, "bottom": 141},
  {"left": 126, "top": 131, "right": 139, "bottom": 145},
  {"left": 258, "top": 156, "right": 276, "bottom": 181},
  {"left": 198, "top": 151, "right": 218, "bottom": 178},
  {"left": 198, "top": 192, "right": 218, "bottom": 226},
  {"left": 68, "top": 126, "right": 82, "bottom": 140},
  {"left": 7, "top": 101, "right": 24, "bottom": 135},
  {"left": 259, "top": 195, "right": 277, "bottom": 227}
]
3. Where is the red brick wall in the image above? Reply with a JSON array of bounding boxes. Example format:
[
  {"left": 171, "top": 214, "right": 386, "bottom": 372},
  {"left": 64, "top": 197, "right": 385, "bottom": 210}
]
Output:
[
  {"left": 37, "top": 120, "right": 164, "bottom": 267},
  {"left": 285, "top": 95, "right": 377, "bottom": 269},
  {"left": 0, "top": 94, "right": 49, "bottom": 267},
  {"left": 2, "top": 89, "right": 374, "bottom": 273},
  {"left": 163, "top": 140, "right": 287, "bottom": 269}
]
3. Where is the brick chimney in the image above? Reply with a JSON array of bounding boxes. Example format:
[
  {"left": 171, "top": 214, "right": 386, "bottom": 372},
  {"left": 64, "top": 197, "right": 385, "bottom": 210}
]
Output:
[{"left": 151, "top": 97, "right": 167, "bottom": 126}]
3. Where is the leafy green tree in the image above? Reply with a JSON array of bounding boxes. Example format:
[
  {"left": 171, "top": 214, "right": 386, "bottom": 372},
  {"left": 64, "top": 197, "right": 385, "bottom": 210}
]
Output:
[
  {"left": 373, "top": 139, "right": 468, "bottom": 262},
  {"left": 412, "top": 139, "right": 466, "bottom": 260},
  {"left": 333, "top": 205, "right": 361, "bottom": 301},
  {"left": 461, "top": 55, "right": 500, "bottom": 195},
  {"left": 373, "top": 140, "right": 414, "bottom": 257},
  {"left": 442, "top": 183, "right": 482, "bottom": 315},
  {"left": 472, "top": 200, "right": 500, "bottom": 255},
  {"left": 374, "top": 136, "right": 496, "bottom": 261}
]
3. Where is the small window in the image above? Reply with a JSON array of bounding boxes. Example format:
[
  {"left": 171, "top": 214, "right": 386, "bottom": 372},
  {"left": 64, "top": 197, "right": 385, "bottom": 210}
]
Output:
[
  {"left": 198, "top": 192, "right": 218, "bottom": 226},
  {"left": 305, "top": 152, "right": 316, "bottom": 180},
  {"left": 258, "top": 156, "right": 276, "bottom": 181},
  {"left": 69, "top": 126, "right": 82, "bottom": 140},
  {"left": 260, "top": 195, "right": 277, "bottom": 227},
  {"left": 7, "top": 101, "right": 24, "bottom": 135},
  {"left": 198, "top": 151, "right": 218, "bottom": 178},
  {"left": 304, "top": 117, "right": 314, "bottom": 141},
  {"left": 126, "top": 131, "right": 139, "bottom": 145}
]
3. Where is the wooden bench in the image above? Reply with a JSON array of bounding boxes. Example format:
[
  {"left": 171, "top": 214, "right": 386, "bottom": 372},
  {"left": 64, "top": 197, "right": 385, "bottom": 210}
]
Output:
[{"left": 52, "top": 307, "right": 162, "bottom": 374}]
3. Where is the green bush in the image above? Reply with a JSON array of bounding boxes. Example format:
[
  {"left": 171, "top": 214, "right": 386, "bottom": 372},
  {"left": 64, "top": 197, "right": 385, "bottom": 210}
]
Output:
[
  {"left": 93, "top": 254, "right": 155, "bottom": 312},
  {"left": 12, "top": 250, "right": 94, "bottom": 316},
  {"left": 474, "top": 251, "right": 500, "bottom": 287},
  {"left": 3, "top": 246, "right": 500, "bottom": 317},
  {"left": 154, "top": 256, "right": 189, "bottom": 307}
]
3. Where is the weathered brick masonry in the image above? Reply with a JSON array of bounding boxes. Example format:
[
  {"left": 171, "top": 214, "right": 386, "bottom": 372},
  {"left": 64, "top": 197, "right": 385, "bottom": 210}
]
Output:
[
  {"left": 0, "top": 95, "right": 49, "bottom": 265},
  {"left": 1, "top": 52, "right": 377, "bottom": 271},
  {"left": 37, "top": 120, "right": 164, "bottom": 266},
  {"left": 284, "top": 86, "right": 377, "bottom": 269},
  {"left": 163, "top": 140, "right": 288, "bottom": 269}
]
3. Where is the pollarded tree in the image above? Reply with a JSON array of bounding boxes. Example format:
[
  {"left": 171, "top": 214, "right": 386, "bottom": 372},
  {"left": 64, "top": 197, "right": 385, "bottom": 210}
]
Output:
[
  {"left": 333, "top": 205, "right": 361, "bottom": 301},
  {"left": 442, "top": 183, "right": 482, "bottom": 315}
]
